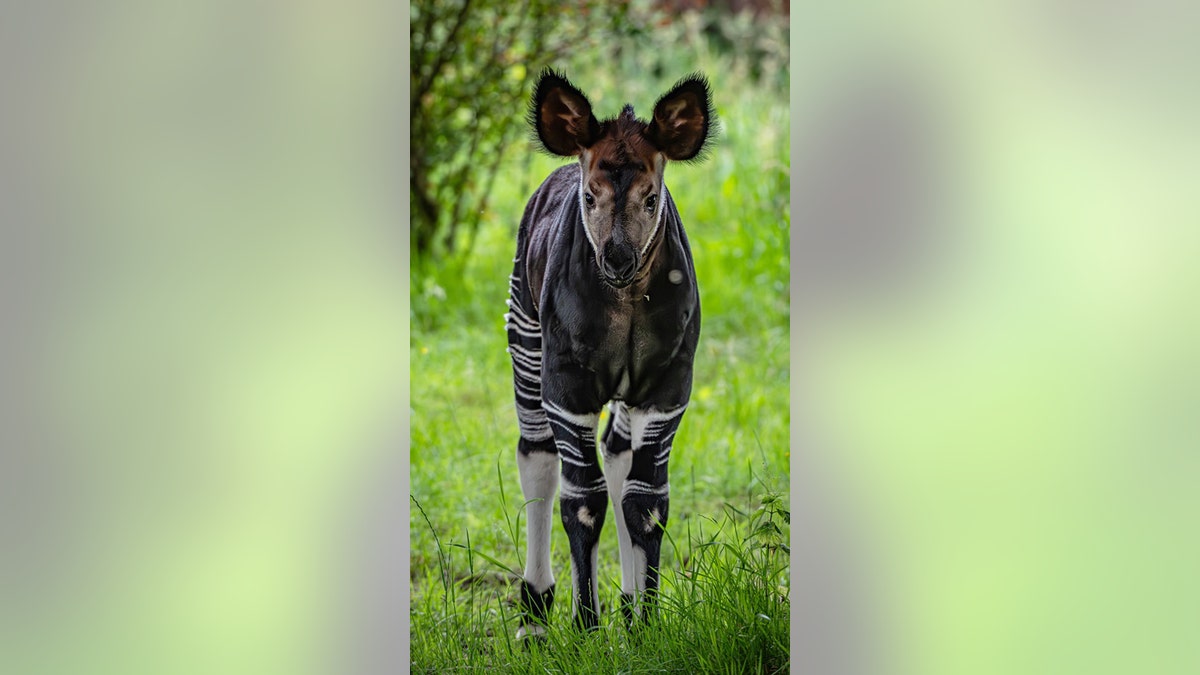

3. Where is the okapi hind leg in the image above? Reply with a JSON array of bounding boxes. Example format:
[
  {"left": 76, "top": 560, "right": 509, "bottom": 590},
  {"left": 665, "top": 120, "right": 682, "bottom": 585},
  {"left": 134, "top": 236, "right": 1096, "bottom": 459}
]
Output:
[{"left": 516, "top": 438, "right": 558, "bottom": 639}]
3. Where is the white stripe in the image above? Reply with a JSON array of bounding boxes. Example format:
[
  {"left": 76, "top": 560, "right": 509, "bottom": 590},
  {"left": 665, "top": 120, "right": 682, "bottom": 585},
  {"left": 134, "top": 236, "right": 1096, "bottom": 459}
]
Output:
[
  {"left": 578, "top": 152, "right": 601, "bottom": 256},
  {"left": 509, "top": 348, "right": 541, "bottom": 372},
  {"left": 507, "top": 316, "right": 538, "bottom": 335},
  {"left": 506, "top": 324, "right": 541, "bottom": 339},
  {"left": 555, "top": 438, "right": 586, "bottom": 459},
  {"left": 516, "top": 396, "right": 545, "bottom": 412},
  {"left": 622, "top": 479, "right": 669, "bottom": 497},
  {"left": 606, "top": 402, "right": 631, "bottom": 440},
  {"left": 513, "top": 375, "right": 541, "bottom": 394},
  {"left": 505, "top": 303, "right": 538, "bottom": 329},
  {"left": 557, "top": 453, "right": 591, "bottom": 468},
  {"left": 614, "top": 412, "right": 631, "bottom": 438},
  {"left": 507, "top": 341, "right": 540, "bottom": 354},
  {"left": 512, "top": 369, "right": 540, "bottom": 387},
  {"left": 514, "top": 377, "right": 543, "bottom": 395},
  {"left": 549, "top": 420, "right": 581, "bottom": 440},
  {"left": 517, "top": 417, "right": 551, "bottom": 442},
  {"left": 514, "top": 384, "right": 542, "bottom": 404},
  {"left": 516, "top": 403, "right": 547, "bottom": 422},
  {"left": 519, "top": 419, "right": 550, "bottom": 438},
  {"left": 507, "top": 345, "right": 541, "bottom": 363},
  {"left": 513, "top": 371, "right": 540, "bottom": 391},
  {"left": 638, "top": 157, "right": 667, "bottom": 259},
  {"left": 510, "top": 358, "right": 540, "bottom": 378},
  {"left": 628, "top": 405, "right": 686, "bottom": 450},
  {"left": 560, "top": 475, "right": 607, "bottom": 499},
  {"left": 510, "top": 363, "right": 541, "bottom": 381},
  {"left": 542, "top": 400, "right": 599, "bottom": 430}
]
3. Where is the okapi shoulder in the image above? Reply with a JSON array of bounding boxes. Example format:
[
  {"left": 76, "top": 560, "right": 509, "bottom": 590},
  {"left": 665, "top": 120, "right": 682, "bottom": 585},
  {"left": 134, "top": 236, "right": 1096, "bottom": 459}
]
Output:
[{"left": 522, "top": 164, "right": 581, "bottom": 312}]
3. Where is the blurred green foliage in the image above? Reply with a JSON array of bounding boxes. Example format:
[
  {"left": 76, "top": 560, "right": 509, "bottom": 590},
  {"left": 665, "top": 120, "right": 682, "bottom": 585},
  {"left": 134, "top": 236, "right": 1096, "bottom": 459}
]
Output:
[
  {"left": 794, "top": 5, "right": 1200, "bottom": 675},
  {"left": 410, "top": 3, "right": 789, "bottom": 333},
  {"left": 410, "top": 0, "right": 634, "bottom": 259},
  {"left": 3, "top": 2, "right": 406, "bottom": 674},
  {"left": 409, "top": 0, "right": 789, "bottom": 265}
]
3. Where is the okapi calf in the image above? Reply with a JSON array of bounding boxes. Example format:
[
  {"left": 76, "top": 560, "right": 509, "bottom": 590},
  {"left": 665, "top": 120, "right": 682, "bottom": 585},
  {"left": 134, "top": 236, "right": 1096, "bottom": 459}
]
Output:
[{"left": 505, "top": 69, "right": 715, "bottom": 638}]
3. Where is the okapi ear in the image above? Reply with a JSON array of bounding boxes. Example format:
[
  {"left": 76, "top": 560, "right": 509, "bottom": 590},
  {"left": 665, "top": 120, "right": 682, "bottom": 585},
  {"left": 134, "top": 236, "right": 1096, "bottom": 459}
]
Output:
[
  {"left": 645, "top": 74, "right": 717, "bottom": 162},
  {"left": 530, "top": 69, "right": 601, "bottom": 157}
]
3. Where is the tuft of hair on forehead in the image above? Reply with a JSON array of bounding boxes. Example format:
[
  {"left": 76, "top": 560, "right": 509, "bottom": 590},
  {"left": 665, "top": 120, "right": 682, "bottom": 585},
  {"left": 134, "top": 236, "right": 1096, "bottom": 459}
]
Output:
[{"left": 592, "top": 104, "right": 656, "bottom": 169}]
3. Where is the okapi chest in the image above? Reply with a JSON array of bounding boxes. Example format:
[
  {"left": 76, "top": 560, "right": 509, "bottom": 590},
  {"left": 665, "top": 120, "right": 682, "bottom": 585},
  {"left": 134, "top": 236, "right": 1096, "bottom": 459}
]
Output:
[
  {"left": 523, "top": 164, "right": 700, "bottom": 409},
  {"left": 505, "top": 69, "right": 714, "bottom": 639}
]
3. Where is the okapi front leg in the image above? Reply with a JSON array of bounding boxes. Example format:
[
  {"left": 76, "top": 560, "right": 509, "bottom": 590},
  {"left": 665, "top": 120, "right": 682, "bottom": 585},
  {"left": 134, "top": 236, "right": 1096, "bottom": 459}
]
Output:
[
  {"left": 622, "top": 405, "right": 686, "bottom": 621},
  {"left": 600, "top": 403, "right": 639, "bottom": 624},
  {"left": 516, "top": 437, "right": 558, "bottom": 639},
  {"left": 507, "top": 266, "right": 560, "bottom": 640},
  {"left": 544, "top": 400, "right": 607, "bottom": 631}
]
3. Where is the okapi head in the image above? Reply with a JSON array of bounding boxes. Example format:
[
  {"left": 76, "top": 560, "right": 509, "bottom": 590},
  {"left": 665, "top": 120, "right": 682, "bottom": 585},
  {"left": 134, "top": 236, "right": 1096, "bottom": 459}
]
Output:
[{"left": 531, "top": 69, "right": 716, "bottom": 288}]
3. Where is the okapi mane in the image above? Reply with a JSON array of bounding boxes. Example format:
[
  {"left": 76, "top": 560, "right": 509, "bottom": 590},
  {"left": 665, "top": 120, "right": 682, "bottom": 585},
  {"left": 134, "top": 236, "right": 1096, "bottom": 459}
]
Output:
[{"left": 591, "top": 105, "right": 656, "bottom": 169}]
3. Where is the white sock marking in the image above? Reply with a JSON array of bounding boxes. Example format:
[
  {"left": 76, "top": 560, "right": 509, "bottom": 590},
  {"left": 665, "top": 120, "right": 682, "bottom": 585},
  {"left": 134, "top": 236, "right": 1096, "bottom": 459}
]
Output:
[
  {"left": 604, "top": 445, "right": 637, "bottom": 596},
  {"left": 518, "top": 451, "right": 559, "bottom": 592}
]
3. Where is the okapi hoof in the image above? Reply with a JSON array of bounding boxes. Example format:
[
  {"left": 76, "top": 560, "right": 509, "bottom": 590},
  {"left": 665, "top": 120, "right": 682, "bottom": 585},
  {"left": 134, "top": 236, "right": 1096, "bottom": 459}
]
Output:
[
  {"left": 619, "top": 592, "right": 636, "bottom": 627},
  {"left": 572, "top": 607, "right": 602, "bottom": 633},
  {"left": 619, "top": 591, "right": 659, "bottom": 629},
  {"left": 516, "top": 624, "right": 548, "bottom": 647},
  {"left": 517, "top": 580, "right": 554, "bottom": 641}
]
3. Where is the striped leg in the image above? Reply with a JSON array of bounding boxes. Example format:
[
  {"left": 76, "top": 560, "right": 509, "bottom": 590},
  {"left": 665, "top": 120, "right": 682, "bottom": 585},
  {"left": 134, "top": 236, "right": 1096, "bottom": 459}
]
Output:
[
  {"left": 544, "top": 399, "right": 607, "bottom": 631},
  {"left": 506, "top": 265, "right": 558, "bottom": 639},
  {"left": 600, "top": 403, "right": 638, "bottom": 624},
  {"left": 622, "top": 405, "right": 686, "bottom": 621}
]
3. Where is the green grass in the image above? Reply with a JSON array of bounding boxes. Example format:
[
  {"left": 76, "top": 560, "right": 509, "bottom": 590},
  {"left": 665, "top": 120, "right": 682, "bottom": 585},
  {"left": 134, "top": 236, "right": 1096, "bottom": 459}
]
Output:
[
  {"left": 409, "top": 20, "right": 789, "bottom": 673},
  {"left": 410, "top": 491, "right": 789, "bottom": 674}
]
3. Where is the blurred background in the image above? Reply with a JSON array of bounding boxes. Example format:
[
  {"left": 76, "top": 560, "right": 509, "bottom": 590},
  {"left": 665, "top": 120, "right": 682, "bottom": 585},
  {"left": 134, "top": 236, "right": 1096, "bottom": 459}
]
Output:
[
  {"left": 0, "top": 1, "right": 405, "bottom": 674},
  {"left": 2, "top": 0, "right": 1198, "bottom": 674},
  {"left": 795, "top": 3, "right": 1200, "bottom": 674}
]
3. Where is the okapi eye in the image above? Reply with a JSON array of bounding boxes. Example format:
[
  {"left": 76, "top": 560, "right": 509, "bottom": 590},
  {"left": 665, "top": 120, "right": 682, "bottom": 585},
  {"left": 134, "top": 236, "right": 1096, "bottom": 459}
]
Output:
[
  {"left": 645, "top": 194, "right": 657, "bottom": 212},
  {"left": 584, "top": 192, "right": 595, "bottom": 208}
]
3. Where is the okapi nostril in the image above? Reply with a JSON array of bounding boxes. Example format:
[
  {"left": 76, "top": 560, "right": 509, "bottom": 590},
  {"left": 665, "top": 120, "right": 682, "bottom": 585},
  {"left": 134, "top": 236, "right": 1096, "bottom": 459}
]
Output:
[
  {"left": 603, "top": 259, "right": 634, "bottom": 281},
  {"left": 602, "top": 250, "right": 637, "bottom": 283}
]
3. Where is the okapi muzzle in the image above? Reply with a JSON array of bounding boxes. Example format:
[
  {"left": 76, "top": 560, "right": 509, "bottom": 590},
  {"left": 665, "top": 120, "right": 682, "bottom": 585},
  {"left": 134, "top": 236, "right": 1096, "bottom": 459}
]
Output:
[{"left": 507, "top": 68, "right": 714, "bottom": 640}]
